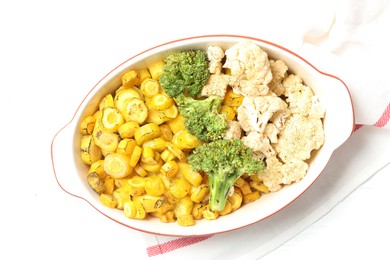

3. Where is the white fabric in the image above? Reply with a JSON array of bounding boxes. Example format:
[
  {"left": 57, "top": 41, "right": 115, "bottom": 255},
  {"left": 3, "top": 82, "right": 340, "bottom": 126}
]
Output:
[
  {"left": 1, "top": 0, "right": 389, "bottom": 259},
  {"left": 300, "top": 0, "right": 390, "bottom": 126}
]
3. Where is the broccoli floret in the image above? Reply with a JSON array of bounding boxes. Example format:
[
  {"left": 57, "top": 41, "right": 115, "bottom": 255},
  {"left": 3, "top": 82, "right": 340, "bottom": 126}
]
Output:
[
  {"left": 176, "top": 94, "right": 227, "bottom": 142},
  {"left": 159, "top": 50, "right": 210, "bottom": 98},
  {"left": 188, "top": 139, "right": 265, "bottom": 211}
]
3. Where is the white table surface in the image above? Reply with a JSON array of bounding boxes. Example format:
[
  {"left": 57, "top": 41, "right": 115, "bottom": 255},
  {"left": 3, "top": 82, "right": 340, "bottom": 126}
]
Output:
[{"left": 1, "top": 1, "right": 389, "bottom": 259}]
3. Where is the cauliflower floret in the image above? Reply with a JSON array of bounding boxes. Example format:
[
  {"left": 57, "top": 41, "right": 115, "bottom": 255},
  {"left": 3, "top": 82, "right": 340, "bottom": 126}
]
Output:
[
  {"left": 270, "top": 109, "right": 291, "bottom": 130},
  {"left": 241, "top": 131, "right": 275, "bottom": 158},
  {"left": 237, "top": 95, "right": 289, "bottom": 133},
  {"left": 224, "top": 120, "right": 242, "bottom": 140},
  {"left": 282, "top": 74, "right": 325, "bottom": 118},
  {"left": 309, "top": 96, "right": 326, "bottom": 118},
  {"left": 264, "top": 123, "right": 279, "bottom": 143},
  {"left": 268, "top": 60, "right": 288, "bottom": 96},
  {"left": 282, "top": 74, "right": 313, "bottom": 115},
  {"left": 223, "top": 41, "right": 272, "bottom": 96},
  {"left": 275, "top": 114, "right": 325, "bottom": 163},
  {"left": 258, "top": 156, "right": 309, "bottom": 192},
  {"left": 207, "top": 46, "right": 225, "bottom": 74},
  {"left": 280, "top": 158, "right": 309, "bottom": 185},
  {"left": 258, "top": 156, "right": 284, "bottom": 192},
  {"left": 236, "top": 97, "right": 259, "bottom": 133},
  {"left": 200, "top": 74, "right": 230, "bottom": 98},
  {"left": 282, "top": 74, "right": 305, "bottom": 95}
]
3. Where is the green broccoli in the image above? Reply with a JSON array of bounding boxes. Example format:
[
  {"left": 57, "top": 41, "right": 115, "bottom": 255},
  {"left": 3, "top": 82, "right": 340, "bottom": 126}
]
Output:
[
  {"left": 159, "top": 50, "right": 210, "bottom": 98},
  {"left": 176, "top": 94, "right": 227, "bottom": 142},
  {"left": 188, "top": 139, "right": 265, "bottom": 211}
]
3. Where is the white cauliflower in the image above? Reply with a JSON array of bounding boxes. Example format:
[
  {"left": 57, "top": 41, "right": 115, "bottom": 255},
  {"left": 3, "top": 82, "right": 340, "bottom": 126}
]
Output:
[
  {"left": 223, "top": 41, "right": 272, "bottom": 96},
  {"left": 200, "top": 74, "right": 231, "bottom": 98},
  {"left": 258, "top": 156, "right": 284, "bottom": 191},
  {"left": 270, "top": 109, "right": 291, "bottom": 130},
  {"left": 281, "top": 159, "right": 309, "bottom": 185},
  {"left": 224, "top": 120, "right": 242, "bottom": 140},
  {"left": 237, "top": 95, "right": 289, "bottom": 133},
  {"left": 275, "top": 114, "right": 325, "bottom": 163},
  {"left": 207, "top": 46, "right": 225, "bottom": 74},
  {"left": 282, "top": 74, "right": 325, "bottom": 118},
  {"left": 309, "top": 96, "right": 326, "bottom": 118},
  {"left": 268, "top": 59, "right": 288, "bottom": 96},
  {"left": 241, "top": 131, "right": 275, "bottom": 158},
  {"left": 264, "top": 123, "right": 279, "bottom": 143},
  {"left": 258, "top": 156, "right": 309, "bottom": 192},
  {"left": 282, "top": 74, "right": 304, "bottom": 95}
]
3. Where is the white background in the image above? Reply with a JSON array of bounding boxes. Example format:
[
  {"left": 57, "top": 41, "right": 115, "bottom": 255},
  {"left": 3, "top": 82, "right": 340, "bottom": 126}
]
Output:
[{"left": 1, "top": 1, "right": 389, "bottom": 259}]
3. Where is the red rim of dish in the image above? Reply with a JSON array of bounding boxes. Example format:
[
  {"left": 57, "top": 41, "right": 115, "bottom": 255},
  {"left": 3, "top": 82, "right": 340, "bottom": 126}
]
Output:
[{"left": 51, "top": 34, "right": 356, "bottom": 237}]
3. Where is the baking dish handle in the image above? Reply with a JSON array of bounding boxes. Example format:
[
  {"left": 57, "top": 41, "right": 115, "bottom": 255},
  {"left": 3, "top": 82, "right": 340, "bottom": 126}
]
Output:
[{"left": 51, "top": 121, "right": 88, "bottom": 199}]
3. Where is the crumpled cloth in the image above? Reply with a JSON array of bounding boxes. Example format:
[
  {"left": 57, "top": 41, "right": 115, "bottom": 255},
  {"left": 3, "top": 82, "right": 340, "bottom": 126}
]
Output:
[{"left": 143, "top": 0, "right": 390, "bottom": 259}]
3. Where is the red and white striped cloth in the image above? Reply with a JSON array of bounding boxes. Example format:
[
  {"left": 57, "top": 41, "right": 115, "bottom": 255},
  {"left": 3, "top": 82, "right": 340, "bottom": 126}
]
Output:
[{"left": 143, "top": 1, "right": 390, "bottom": 258}]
